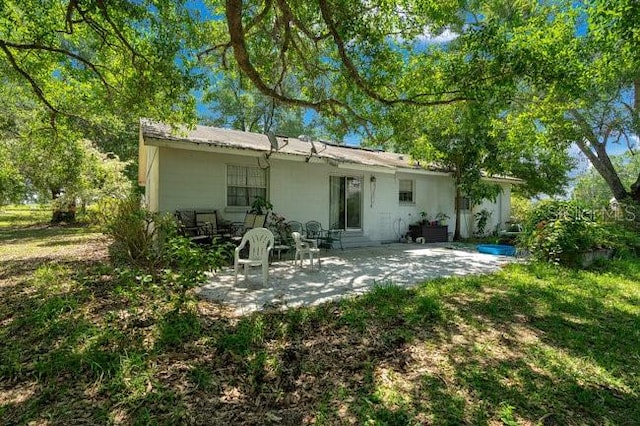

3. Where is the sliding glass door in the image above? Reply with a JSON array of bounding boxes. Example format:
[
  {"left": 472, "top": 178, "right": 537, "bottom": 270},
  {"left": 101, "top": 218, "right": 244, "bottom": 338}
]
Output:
[{"left": 330, "top": 176, "right": 362, "bottom": 230}]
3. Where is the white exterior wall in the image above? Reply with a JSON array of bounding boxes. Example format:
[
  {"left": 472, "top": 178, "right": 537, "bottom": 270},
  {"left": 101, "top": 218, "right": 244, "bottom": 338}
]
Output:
[
  {"left": 364, "top": 172, "right": 457, "bottom": 242},
  {"left": 157, "top": 147, "right": 261, "bottom": 223},
  {"left": 466, "top": 184, "right": 512, "bottom": 237},
  {"left": 148, "top": 144, "right": 511, "bottom": 242},
  {"left": 143, "top": 145, "right": 160, "bottom": 212},
  {"left": 269, "top": 158, "right": 334, "bottom": 226},
  {"left": 271, "top": 164, "right": 458, "bottom": 242}
]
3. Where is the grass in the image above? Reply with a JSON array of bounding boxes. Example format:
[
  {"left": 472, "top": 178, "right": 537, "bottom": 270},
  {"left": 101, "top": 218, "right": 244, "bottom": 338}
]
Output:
[{"left": 1, "top": 205, "right": 639, "bottom": 424}]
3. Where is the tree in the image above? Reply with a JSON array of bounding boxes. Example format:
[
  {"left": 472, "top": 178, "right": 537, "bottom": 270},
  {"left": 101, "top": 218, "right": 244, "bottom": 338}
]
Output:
[
  {"left": 1, "top": 1, "right": 204, "bottom": 218},
  {"left": 389, "top": 97, "right": 571, "bottom": 240},
  {"left": 0, "top": 0, "right": 203, "bottom": 140},
  {"left": 1, "top": 84, "right": 131, "bottom": 221},
  {"left": 0, "top": 144, "right": 25, "bottom": 206},
  {"left": 10, "top": 123, "right": 132, "bottom": 222},
  {"left": 461, "top": 0, "right": 640, "bottom": 202},
  {"left": 202, "top": 68, "right": 319, "bottom": 138},
  {"left": 407, "top": 103, "right": 503, "bottom": 240},
  {"left": 573, "top": 152, "right": 640, "bottom": 207},
  {"left": 575, "top": 0, "right": 640, "bottom": 202}
]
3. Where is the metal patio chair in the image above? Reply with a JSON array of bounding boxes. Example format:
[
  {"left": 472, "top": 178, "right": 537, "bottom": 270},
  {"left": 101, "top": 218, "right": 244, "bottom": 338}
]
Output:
[
  {"left": 286, "top": 220, "right": 304, "bottom": 236},
  {"left": 318, "top": 223, "right": 344, "bottom": 250}
]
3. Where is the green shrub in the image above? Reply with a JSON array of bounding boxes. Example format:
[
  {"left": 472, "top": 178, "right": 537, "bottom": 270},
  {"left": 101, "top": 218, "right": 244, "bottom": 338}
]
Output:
[
  {"left": 474, "top": 208, "right": 492, "bottom": 237},
  {"left": 98, "top": 193, "right": 176, "bottom": 269},
  {"left": 521, "top": 200, "right": 610, "bottom": 265},
  {"left": 510, "top": 193, "right": 533, "bottom": 223},
  {"left": 162, "top": 235, "right": 232, "bottom": 309},
  {"left": 602, "top": 222, "right": 640, "bottom": 258}
]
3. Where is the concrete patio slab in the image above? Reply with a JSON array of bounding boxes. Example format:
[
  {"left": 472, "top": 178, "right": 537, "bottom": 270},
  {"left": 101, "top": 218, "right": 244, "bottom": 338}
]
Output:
[{"left": 198, "top": 243, "right": 516, "bottom": 316}]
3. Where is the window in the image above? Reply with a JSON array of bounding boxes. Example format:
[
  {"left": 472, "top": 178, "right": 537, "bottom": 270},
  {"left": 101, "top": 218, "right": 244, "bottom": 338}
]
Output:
[
  {"left": 398, "top": 179, "right": 414, "bottom": 203},
  {"left": 459, "top": 196, "right": 471, "bottom": 211},
  {"left": 227, "top": 165, "right": 267, "bottom": 207}
]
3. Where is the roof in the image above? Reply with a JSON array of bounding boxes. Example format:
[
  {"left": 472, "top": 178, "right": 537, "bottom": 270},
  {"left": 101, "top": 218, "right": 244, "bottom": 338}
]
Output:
[{"left": 140, "top": 119, "right": 521, "bottom": 183}]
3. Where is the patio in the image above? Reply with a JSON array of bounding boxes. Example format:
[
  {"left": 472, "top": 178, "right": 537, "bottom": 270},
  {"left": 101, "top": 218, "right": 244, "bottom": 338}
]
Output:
[{"left": 198, "top": 242, "right": 516, "bottom": 316}]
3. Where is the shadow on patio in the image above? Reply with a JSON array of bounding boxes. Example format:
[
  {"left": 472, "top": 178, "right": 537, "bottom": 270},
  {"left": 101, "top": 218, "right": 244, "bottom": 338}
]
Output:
[{"left": 198, "top": 243, "right": 516, "bottom": 316}]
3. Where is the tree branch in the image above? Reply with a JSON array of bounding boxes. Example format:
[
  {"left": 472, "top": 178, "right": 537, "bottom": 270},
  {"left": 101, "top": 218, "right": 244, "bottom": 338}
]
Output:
[
  {"left": 0, "top": 41, "right": 59, "bottom": 116},
  {"left": 64, "top": 0, "right": 79, "bottom": 34},
  {"left": 317, "top": 0, "right": 468, "bottom": 106},
  {"left": 569, "top": 109, "right": 603, "bottom": 151},
  {"left": 226, "top": 0, "right": 467, "bottom": 121},
  {"left": 276, "top": 0, "right": 327, "bottom": 43},
  {"left": 1, "top": 40, "right": 113, "bottom": 94},
  {"left": 245, "top": 0, "right": 274, "bottom": 35},
  {"left": 225, "top": 0, "right": 363, "bottom": 116},
  {"left": 95, "top": 0, "right": 146, "bottom": 64},
  {"left": 197, "top": 42, "right": 232, "bottom": 61},
  {"left": 570, "top": 109, "right": 629, "bottom": 200}
]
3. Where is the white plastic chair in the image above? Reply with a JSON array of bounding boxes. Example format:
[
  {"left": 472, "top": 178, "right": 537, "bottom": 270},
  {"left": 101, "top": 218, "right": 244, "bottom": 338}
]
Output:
[
  {"left": 234, "top": 228, "right": 274, "bottom": 286},
  {"left": 292, "top": 231, "right": 321, "bottom": 270}
]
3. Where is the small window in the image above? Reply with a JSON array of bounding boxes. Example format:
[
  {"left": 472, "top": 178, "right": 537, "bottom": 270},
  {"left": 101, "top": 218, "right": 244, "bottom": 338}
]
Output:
[
  {"left": 399, "top": 179, "right": 414, "bottom": 203},
  {"left": 459, "top": 196, "right": 471, "bottom": 211},
  {"left": 227, "top": 165, "right": 267, "bottom": 207}
]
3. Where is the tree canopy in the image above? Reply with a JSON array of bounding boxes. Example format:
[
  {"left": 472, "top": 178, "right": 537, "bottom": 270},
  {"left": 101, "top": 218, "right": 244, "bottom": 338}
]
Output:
[
  {"left": 3, "top": 0, "right": 639, "bottom": 209},
  {"left": 201, "top": 65, "right": 320, "bottom": 138},
  {"left": 0, "top": 0, "right": 205, "bottom": 137}
]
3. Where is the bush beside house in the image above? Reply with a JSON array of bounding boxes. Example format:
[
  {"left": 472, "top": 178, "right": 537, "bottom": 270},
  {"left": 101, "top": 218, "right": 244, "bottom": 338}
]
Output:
[{"left": 520, "top": 200, "right": 640, "bottom": 266}]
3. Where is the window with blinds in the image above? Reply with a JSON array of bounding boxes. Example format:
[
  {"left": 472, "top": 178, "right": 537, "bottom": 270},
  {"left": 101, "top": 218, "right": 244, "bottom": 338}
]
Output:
[
  {"left": 227, "top": 165, "right": 267, "bottom": 207},
  {"left": 398, "top": 179, "right": 414, "bottom": 203}
]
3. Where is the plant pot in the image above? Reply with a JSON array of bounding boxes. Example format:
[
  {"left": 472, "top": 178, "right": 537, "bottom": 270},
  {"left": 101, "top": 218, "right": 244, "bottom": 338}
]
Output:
[{"left": 579, "top": 248, "right": 613, "bottom": 268}]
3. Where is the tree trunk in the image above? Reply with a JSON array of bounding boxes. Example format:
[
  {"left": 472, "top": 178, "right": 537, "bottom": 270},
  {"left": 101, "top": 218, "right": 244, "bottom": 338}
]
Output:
[
  {"left": 50, "top": 187, "right": 76, "bottom": 224},
  {"left": 630, "top": 172, "right": 640, "bottom": 202},
  {"left": 454, "top": 184, "right": 462, "bottom": 241},
  {"left": 574, "top": 138, "right": 630, "bottom": 202}
]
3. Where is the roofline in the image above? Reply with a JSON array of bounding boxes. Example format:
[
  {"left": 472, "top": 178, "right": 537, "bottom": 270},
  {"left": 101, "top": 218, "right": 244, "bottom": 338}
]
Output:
[
  {"left": 140, "top": 121, "right": 522, "bottom": 184},
  {"left": 482, "top": 175, "right": 523, "bottom": 184},
  {"left": 140, "top": 118, "right": 388, "bottom": 155}
]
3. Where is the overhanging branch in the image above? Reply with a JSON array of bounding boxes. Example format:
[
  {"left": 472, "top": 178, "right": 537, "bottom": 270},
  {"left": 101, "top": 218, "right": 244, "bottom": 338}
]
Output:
[
  {"left": 1, "top": 40, "right": 113, "bottom": 94},
  {"left": 0, "top": 41, "right": 59, "bottom": 116}
]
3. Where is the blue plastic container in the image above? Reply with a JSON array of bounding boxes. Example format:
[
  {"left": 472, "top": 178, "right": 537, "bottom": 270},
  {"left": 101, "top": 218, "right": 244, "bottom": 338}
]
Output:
[{"left": 476, "top": 244, "right": 516, "bottom": 256}]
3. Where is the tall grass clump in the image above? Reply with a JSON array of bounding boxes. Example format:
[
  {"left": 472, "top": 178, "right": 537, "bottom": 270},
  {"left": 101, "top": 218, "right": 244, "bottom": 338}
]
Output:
[
  {"left": 98, "top": 193, "right": 175, "bottom": 269},
  {"left": 98, "top": 193, "right": 232, "bottom": 310}
]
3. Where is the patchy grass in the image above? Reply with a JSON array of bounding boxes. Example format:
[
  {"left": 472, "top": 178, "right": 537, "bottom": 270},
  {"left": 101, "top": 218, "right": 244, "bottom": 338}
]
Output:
[
  {"left": 1, "top": 206, "right": 639, "bottom": 424},
  {"left": 0, "top": 204, "right": 51, "bottom": 227}
]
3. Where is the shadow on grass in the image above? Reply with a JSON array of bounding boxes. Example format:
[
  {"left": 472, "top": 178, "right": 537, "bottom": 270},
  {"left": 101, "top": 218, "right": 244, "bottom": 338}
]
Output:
[
  {"left": 185, "top": 263, "right": 639, "bottom": 425},
  {"left": 2, "top": 240, "right": 639, "bottom": 425},
  {"left": 0, "top": 257, "right": 56, "bottom": 280},
  {"left": 0, "top": 223, "right": 94, "bottom": 243},
  {"left": 0, "top": 258, "right": 174, "bottom": 424}
]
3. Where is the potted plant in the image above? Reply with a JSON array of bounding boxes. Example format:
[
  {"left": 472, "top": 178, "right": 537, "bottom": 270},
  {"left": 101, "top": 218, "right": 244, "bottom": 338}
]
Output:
[
  {"left": 473, "top": 209, "right": 492, "bottom": 237},
  {"left": 249, "top": 196, "right": 273, "bottom": 215},
  {"left": 419, "top": 211, "right": 429, "bottom": 225},
  {"left": 435, "top": 212, "right": 450, "bottom": 226}
]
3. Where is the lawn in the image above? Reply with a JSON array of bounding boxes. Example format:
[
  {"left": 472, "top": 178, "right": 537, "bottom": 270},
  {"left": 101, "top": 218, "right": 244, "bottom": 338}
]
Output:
[{"left": 1, "top": 206, "right": 639, "bottom": 425}]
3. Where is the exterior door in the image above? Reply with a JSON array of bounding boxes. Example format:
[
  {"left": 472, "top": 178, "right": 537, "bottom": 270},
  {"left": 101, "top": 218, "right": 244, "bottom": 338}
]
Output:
[{"left": 330, "top": 176, "right": 362, "bottom": 230}]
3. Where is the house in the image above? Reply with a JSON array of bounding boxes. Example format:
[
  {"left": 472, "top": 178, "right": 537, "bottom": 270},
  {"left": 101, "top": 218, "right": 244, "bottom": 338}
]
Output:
[{"left": 138, "top": 119, "right": 517, "bottom": 246}]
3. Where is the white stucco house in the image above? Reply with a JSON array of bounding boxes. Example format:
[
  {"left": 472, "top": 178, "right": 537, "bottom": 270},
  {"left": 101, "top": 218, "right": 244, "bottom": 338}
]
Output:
[{"left": 138, "top": 119, "right": 517, "bottom": 246}]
